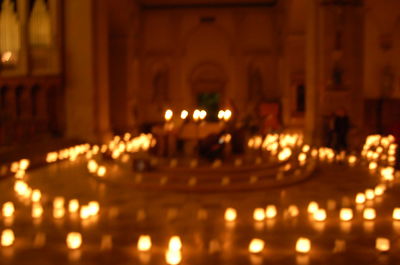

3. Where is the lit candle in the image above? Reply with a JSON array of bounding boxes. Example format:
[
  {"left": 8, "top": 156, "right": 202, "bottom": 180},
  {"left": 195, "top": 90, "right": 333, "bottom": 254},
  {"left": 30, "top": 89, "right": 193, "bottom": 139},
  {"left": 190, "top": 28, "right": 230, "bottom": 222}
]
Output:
[
  {"left": 2, "top": 202, "right": 14, "bottom": 218},
  {"left": 53, "top": 197, "right": 65, "bottom": 209},
  {"left": 32, "top": 204, "right": 43, "bottom": 218},
  {"left": 392, "top": 208, "right": 400, "bottom": 220},
  {"left": 164, "top": 109, "right": 173, "bottom": 122},
  {"left": 307, "top": 201, "right": 319, "bottom": 214},
  {"left": 31, "top": 189, "right": 42, "bottom": 202},
  {"left": 363, "top": 208, "right": 376, "bottom": 220},
  {"left": 224, "top": 208, "right": 237, "bottom": 222},
  {"left": 248, "top": 238, "right": 265, "bottom": 254},
  {"left": 97, "top": 166, "right": 106, "bottom": 177},
  {"left": 66, "top": 232, "right": 82, "bottom": 250},
  {"left": 374, "top": 185, "right": 386, "bottom": 196},
  {"left": 218, "top": 110, "right": 225, "bottom": 120},
  {"left": 168, "top": 236, "right": 182, "bottom": 251},
  {"left": 296, "top": 237, "right": 311, "bottom": 254},
  {"left": 223, "top": 109, "right": 232, "bottom": 121},
  {"left": 180, "top": 110, "right": 188, "bottom": 120},
  {"left": 88, "top": 201, "right": 100, "bottom": 216},
  {"left": 165, "top": 249, "right": 182, "bottom": 265},
  {"left": 193, "top": 109, "right": 200, "bottom": 122},
  {"left": 355, "top": 193, "right": 366, "bottom": 204},
  {"left": 253, "top": 208, "right": 265, "bottom": 221},
  {"left": 68, "top": 199, "right": 80, "bottom": 213},
  {"left": 376, "top": 237, "right": 390, "bottom": 252},
  {"left": 265, "top": 205, "right": 277, "bottom": 219},
  {"left": 137, "top": 235, "right": 152, "bottom": 251},
  {"left": 313, "top": 209, "right": 326, "bottom": 222},
  {"left": 340, "top": 208, "right": 353, "bottom": 221},
  {"left": 1, "top": 229, "right": 14, "bottom": 247},
  {"left": 80, "top": 205, "right": 90, "bottom": 219},
  {"left": 365, "top": 189, "right": 375, "bottom": 200},
  {"left": 288, "top": 205, "right": 299, "bottom": 217}
]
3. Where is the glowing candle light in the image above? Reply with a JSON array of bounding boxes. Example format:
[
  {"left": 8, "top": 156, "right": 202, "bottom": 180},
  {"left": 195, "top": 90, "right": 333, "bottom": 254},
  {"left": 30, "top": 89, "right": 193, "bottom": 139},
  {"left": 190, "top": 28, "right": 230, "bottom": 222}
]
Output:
[
  {"left": 223, "top": 109, "right": 232, "bottom": 121},
  {"left": 165, "top": 109, "right": 173, "bottom": 121},
  {"left": 376, "top": 238, "right": 390, "bottom": 252},
  {"left": 180, "top": 110, "right": 188, "bottom": 120},
  {"left": 307, "top": 201, "right": 319, "bottom": 214},
  {"left": 53, "top": 197, "right": 65, "bottom": 209},
  {"left": 248, "top": 238, "right": 265, "bottom": 254},
  {"left": 340, "top": 208, "right": 353, "bottom": 221},
  {"left": 296, "top": 237, "right": 311, "bottom": 254},
  {"left": 348, "top": 155, "right": 357, "bottom": 165},
  {"left": 2, "top": 202, "right": 14, "bottom": 217},
  {"left": 369, "top": 162, "right": 378, "bottom": 171},
  {"left": 218, "top": 110, "right": 225, "bottom": 120},
  {"left": 224, "top": 208, "right": 237, "bottom": 222},
  {"left": 53, "top": 207, "right": 65, "bottom": 219},
  {"left": 313, "top": 209, "right": 326, "bottom": 221},
  {"left": 253, "top": 208, "right": 265, "bottom": 221},
  {"left": 355, "top": 193, "right": 366, "bottom": 204},
  {"left": 363, "top": 208, "right": 376, "bottom": 220},
  {"left": 288, "top": 205, "right": 299, "bottom": 217},
  {"left": 168, "top": 236, "right": 182, "bottom": 251},
  {"left": 87, "top": 160, "right": 98, "bottom": 173},
  {"left": 32, "top": 203, "right": 43, "bottom": 218},
  {"left": 392, "top": 208, "right": 400, "bottom": 220},
  {"left": 88, "top": 201, "right": 99, "bottom": 216},
  {"left": 31, "top": 189, "right": 42, "bottom": 202},
  {"left": 68, "top": 199, "right": 80, "bottom": 213},
  {"left": 165, "top": 249, "right": 182, "bottom": 265},
  {"left": 374, "top": 185, "right": 385, "bottom": 196},
  {"left": 80, "top": 205, "right": 90, "bottom": 219},
  {"left": 66, "top": 232, "right": 82, "bottom": 250},
  {"left": 265, "top": 205, "right": 277, "bottom": 219},
  {"left": 15, "top": 170, "right": 25, "bottom": 179},
  {"left": 137, "top": 235, "right": 152, "bottom": 251},
  {"left": 97, "top": 166, "right": 106, "bottom": 177},
  {"left": 365, "top": 189, "right": 375, "bottom": 200},
  {"left": 302, "top": 145, "right": 310, "bottom": 153},
  {"left": 19, "top": 159, "right": 30, "bottom": 171},
  {"left": 298, "top": 153, "right": 307, "bottom": 163},
  {"left": 1, "top": 229, "right": 15, "bottom": 247}
]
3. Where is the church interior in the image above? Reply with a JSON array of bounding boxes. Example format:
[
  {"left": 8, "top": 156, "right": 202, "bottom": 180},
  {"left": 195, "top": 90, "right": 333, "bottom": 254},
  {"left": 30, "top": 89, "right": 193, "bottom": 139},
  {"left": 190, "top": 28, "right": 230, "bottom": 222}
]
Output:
[{"left": 0, "top": 0, "right": 400, "bottom": 264}]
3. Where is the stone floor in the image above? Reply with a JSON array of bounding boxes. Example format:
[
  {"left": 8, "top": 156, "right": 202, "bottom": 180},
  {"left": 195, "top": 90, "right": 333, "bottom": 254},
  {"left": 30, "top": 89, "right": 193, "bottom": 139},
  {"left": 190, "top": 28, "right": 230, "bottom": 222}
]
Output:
[{"left": 0, "top": 154, "right": 399, "bottom": 265}]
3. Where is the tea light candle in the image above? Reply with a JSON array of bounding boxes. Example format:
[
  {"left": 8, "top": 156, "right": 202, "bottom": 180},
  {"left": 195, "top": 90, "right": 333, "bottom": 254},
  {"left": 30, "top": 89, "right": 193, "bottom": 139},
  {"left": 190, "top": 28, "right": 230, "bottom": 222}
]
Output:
[
  {"left": 296, "top": 237, "right": 311, "bottom": 254},
  {"left": 249, "top": 238, "right": 265, "bottom": 254},
  {"left": 224, "top": 208, "right": 237, "bottom": 222},
  {"left": 97, "top": 166, "right": 106, "bottom": 177},
  {"left": 365, "top": 189, "right": 375, "bottom": 200},
  {"left": 376, "top": 237, "right": 390, "bottom": 252},
  {"left": 307, "top": 201, "right": 319, "bottom": 214},
  {"left": 53, "top": 197, "right": 65, "bottom": 209},
  {"left": 392, "top": 208, "right": 400, "bottom": 220},
  {"left": 2, "top": 202, "right": 14, "bottom": 218},
  {"left": 288, "top": 205, "right": 299, "bottom": 217},
  {"left": 265, "top": 205, "right": 277, "bottom": 219},
  {"left": 253, "top": 208, "right": 265, "bottom": 221},
  {"left": 1, "top": 229, "right": 14, "bottom": 247},
  {"left": 137, "top": 235, "right": 152, "bottom": 251},
  {"left": 88, "top": 201, "right": 100, "bottom": 216},
  {"left": 340, "top": 208, "right": 353, "bottom": 221},
  {"left": 31, "top": 190, "right": 42, "bottom": 202},
  {"left": 313, "top": 209, "right": 326, "bottom": 221},
  {"left": 363, "top": 208, "right": 376, "bottom": 220},
  {"left": 68, "top": 199, "right": 80, "bottom": 213},
  {"left": 165, "top": 249, "right": 182, "bottom": 265},
  {"left": 355, "top": 193, "right": 366, "bottom": 204},
  {"left": 374, "top": 185, "right": 386, "bottom": 196},
  {"left": 32, "top": 204, "right": 43, "bottom": 218},
  {"left": 168, "top": 236, "right": 182, "bottom": 251},
  {"left": 66, "top": 232, "right": 82, "bottom": 249}
]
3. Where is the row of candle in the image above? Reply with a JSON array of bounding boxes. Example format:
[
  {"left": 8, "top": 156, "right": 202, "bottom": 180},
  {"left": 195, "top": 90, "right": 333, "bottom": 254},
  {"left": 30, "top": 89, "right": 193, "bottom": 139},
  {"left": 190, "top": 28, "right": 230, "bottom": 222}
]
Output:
[
  {"left": 164, "top": 109, "right": 232, "bottom": 122},
  {"left": 0, "top": 230, "right": 393, "bottom": 258}
]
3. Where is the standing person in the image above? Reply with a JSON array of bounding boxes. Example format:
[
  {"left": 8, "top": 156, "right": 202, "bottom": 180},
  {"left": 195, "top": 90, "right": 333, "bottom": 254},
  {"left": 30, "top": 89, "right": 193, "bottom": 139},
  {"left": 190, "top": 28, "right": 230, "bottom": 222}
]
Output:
[{"left": 334, "top": 108, "right": 350, "bottom": 152}]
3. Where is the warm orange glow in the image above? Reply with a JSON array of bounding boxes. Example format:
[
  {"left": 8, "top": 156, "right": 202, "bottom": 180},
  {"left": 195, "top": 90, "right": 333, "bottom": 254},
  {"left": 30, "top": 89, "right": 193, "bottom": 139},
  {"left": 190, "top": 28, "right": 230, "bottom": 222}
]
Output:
[
  {"left": 296, "top": 237, "right": 311, "bottom": 253},
  {"left": 97, "top": 166, "right": 106, "bottom": 177},
  {"left": 248, "top": 238, "right": 265, "bottom": 254},
  {"left": 165, "top": 249, "right": 182, "bottom": 265},
  {"left": 66, "top": 232, "right": 82, "bottom": 249},
  {"left": 31, "top": 189, "right": 42, "bottom": 202},
  {"left": 68, "top": 199, "right": 80, "bottom": 213},
  {"left": 1, "top": 229, "right": 14, "bottom": 247},
  {"left": 224, "top": 208, "right": 237, "bottom": 222},
  {"left": 253, "top": 208, "right": 265, "bottom": 221},
  {"left": 288, "top": 205, "right": 299, "bottom": 217},
  {"left": 53, "top": 197, "right": 65, "bottom": 209},
  {"left": 313, "top": 209, "right": 326, "bottom": 221},
  {"left": 376, "top": 238, "right": 390, "bottom": 252},
  {"left": 2, "top": 202, "right": 14, "bottom": 218},
  {"left": 340, "top": 208, "right": 353, "bottom": 221},
  {"left": 180, "top": 110, "right": 188, "bottom": 120},
  {"left": 363, "top": 208, "right": 376, "bottom": 220},
  {"left": 223, "top": 109, "right": 232, "bottom": 121},
  {"left": 365, "top": 189, "right": 375, "bottom": 200},
  {"left": 355, "top": 193, "right": 366, "bottom": 204},
  {"left": 265, "top": 205, "right": 277, "bottom": 219},
  {"left": 88, "top": 201, "right": 100, "bottom": 216},
  {"left": 218, "top": 110, "right": 225, "bottom": 120},
  {"left": 137, "top": 235, "right": 152, "bottom": 251},
  {"left": 165, "top": 109, "right": 173, "bottom": 121},
  {"left": 392, "top": 208, "right": 400, "bottom": 220},
  {"left": 168, "top": 236, "right": 182, "bottom": 251},
  {"left": 307, "top": 201, "right": 319, "bottom": 214},
  {"left": 32, "top": 203, "right": 43, "bottom": 218}
]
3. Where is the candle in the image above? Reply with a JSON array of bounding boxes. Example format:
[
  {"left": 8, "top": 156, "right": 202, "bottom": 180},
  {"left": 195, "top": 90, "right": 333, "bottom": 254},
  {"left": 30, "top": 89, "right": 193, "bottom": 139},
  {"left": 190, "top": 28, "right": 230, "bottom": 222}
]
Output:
[
  {"left": 363, "top": 208, "right": 376, "bottom": 220},
  {"left": 180, "top": 110, "right": 188, "bottom": 120},
  {"left": 313, "top": 209, "right": 327, "bottom": 222},
  {"left": 1, "top": 229, "right": 14, "bottom": 247},
  {"left": 224, "top": 208, "right": 237, "bottom": 222},
  {"left": 137, "top": 235, "right": 152, "bottom": 251},
  {"left": 365, "top": 189, "right": 375, "bottom": 200},
  {"left": 53, "top": 197, "right": 65, "bottom": 209},
  {"left": 296, "top": 237, "right": 311, "bottom": 254},
  {"left": 253, "top": 208, "right": 265, "bottom": 221},
  {"left": 165, "top": 249, "right": 182, "bottom": 265},
  {"left": 249, "top": 238, "right": 265, "bottom": 254},
  {"left": 223, "top": 109, "right": 232, "bottom": 121},
  {"left": 168, "top": 236, "right": 182, "bottom": 251},
  {"left": 165, "top": 109, "right": 173, "bottom": 122},
  {"left": 340, "top": 208, "right": 353, "bottom": 221},
  {"left": 355, "top": 193, "right": 366, "bottom": 204},
  {"left": 376, "top": 237, "right": 390, "bottom": 252},
  {"left": 2, "top": 202, "right": 14, "bottom": 218},
  {"left": 392, "top": 208, "right": 400, "bottom": 220},
  {"left": 307, "top": 202, "right": 319, "bottom": 214},
  {"left": 68, "top": 199, "right": 80, "bottom": 213},
  {"left": 66, "top": 232, "right": 82, "bottom": 249},
  {"left": 265, "top": 205, "right": 277, "bottom": 219},
  {"left": 31, "top": 190, "right": 42, "bottom": 202}
]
